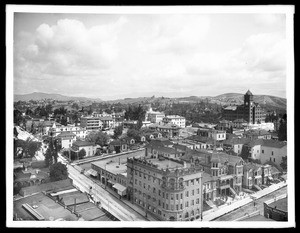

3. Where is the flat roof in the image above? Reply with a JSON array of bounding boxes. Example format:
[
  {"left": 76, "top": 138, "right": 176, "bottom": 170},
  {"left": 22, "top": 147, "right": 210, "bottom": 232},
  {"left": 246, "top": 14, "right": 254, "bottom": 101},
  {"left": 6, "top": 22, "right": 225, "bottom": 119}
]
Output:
[
  {"left": 268, "top": 197, "right": 288, "bottom": 212},
  {"left": 92, "top": 160, "right": 127, "bottom": 175},
  {"left": 146, "top": 158, "right": 185, "bottom": 170},
  {"left": 240, "top": 214, "right": 275, "bottom": 221},
  {"left": 14, "top": 192, "right": 78, "bottom": 221}
]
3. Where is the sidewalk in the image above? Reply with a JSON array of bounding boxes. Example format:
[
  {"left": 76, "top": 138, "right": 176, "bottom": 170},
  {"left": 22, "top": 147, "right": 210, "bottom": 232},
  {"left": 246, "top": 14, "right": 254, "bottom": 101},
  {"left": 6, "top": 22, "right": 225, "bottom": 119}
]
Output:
[{"left": 201, "top": 181, "right": 287, "bottom": 221}]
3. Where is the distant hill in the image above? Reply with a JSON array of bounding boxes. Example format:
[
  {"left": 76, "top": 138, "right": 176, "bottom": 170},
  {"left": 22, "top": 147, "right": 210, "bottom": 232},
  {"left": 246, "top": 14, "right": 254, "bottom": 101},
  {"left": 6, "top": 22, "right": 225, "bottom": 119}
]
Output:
[
  {"left": 14, "top": 91, "right": 286, "bottom": 111},
  {"left": 14, "top": 92, "right": 102, "bottom": 102}
]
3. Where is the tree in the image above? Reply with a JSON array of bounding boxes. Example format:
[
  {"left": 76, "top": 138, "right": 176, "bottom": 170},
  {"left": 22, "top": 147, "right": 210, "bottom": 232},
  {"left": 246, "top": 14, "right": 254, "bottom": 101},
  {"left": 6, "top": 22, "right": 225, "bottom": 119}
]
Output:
[
  {"left": 280, "top": 156, "right": 287, "bottom": 171},
  {"left": 113, "top": 125, "right": 123, "bottom": 139},
  {"left": 278, "top": 115, "right": 287, "bottom": 141},
  {"left": 78, "top": 149, "right": 86, "bottom": 159},
  {"left": 240, "top": 145, "right": 250, "bottom": 161},
  {"left": 127, "top": 129, "right": 141, "bottom": 142},
  {"left": 45, "top": 104, "right": 53, "bottom": 116},
  {"left": 86, "top": 131, "right": 109, "bottom": 146},
  {"left": 49, "top": 162, "right": 68, "bottom": 182},
  {"left": 14, "top": 109, "right": 23, "bottom": 126},
  {"left": 17, "top": 138, "right": 41, "bottom": 158},
  {"left": 45, "top": 139, "right": 58, "bottom": 167},
  {"left": 72, "top": 103, "right": 79, "bottom": 110}
]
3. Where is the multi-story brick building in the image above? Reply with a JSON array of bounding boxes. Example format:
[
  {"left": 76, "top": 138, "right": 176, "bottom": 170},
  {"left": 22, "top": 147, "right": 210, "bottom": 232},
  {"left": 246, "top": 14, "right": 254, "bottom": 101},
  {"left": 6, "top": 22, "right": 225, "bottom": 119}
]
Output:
[
  {"left": 222, "top": 90, "right": 266, "bottom": 124},
  {"left": 126, "top": 154, "right": 203, "bottom": 221},
  {"left": 48, "top": 124, "right": 87, "bottom": 139}
]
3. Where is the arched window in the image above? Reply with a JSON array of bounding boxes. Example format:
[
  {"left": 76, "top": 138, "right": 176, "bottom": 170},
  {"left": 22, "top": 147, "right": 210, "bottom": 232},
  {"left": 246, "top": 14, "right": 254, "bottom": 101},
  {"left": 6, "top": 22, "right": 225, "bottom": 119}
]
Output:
[
  {"left": 179, "top": 178, "right": 184, "bottom": 188},
  {"left": 185, "top": 212, "right": 189, "bottom": 218},
  {"left": 191, "top": 210, "right": 194, "bottom": 216},
  {"left": 169, "top": 178, "right": 175, "bottom": 190}
]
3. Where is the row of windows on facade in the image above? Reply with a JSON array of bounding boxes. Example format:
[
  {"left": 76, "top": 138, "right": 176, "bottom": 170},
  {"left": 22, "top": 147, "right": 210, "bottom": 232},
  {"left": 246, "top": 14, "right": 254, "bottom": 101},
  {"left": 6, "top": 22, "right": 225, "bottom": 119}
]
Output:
[
  {"left": 134, "top": 171, "right": 201, "bottom": 187},
  {"left": 134, "top": 197, "right": 201, "bottom": 212},
  {"left": 134, "top": 180, "right": 201, "bottom": 197},
  {"left": 253, "top": 149, "right": 275, "bottom": 155}
]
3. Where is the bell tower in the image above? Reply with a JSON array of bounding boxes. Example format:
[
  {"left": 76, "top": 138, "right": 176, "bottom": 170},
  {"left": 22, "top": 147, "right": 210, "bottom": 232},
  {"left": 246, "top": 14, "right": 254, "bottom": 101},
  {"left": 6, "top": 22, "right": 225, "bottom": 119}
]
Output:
[{"left": 244, "top": 90, "right": 253, "bottom": 123}]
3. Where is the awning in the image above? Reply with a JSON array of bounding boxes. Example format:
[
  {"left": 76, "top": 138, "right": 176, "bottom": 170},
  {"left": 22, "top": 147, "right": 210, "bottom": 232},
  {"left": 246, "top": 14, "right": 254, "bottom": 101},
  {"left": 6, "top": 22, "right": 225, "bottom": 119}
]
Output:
[
  {"left": 87, "top": 169, "right": 98, "bottom": 177},
  {"left": 113, "top": 183, "right": 127, "bottom": 196}
]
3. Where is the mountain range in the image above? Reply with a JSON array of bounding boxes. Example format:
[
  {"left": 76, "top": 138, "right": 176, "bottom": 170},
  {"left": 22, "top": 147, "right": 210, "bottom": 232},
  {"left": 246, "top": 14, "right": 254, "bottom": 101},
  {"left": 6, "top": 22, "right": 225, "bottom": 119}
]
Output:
[
  {"left": 14, "top": 92, "right": 286, "bottom": 111},
  {"left": 14, "top": 92, "right": 102, "bottom": 102}
]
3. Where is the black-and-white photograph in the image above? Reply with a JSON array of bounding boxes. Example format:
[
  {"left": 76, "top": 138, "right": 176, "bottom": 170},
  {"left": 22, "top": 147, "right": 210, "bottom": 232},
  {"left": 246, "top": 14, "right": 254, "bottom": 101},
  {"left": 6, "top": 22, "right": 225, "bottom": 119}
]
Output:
[{"left": 6, "top": 5, "right": 294, "bottom": 228}]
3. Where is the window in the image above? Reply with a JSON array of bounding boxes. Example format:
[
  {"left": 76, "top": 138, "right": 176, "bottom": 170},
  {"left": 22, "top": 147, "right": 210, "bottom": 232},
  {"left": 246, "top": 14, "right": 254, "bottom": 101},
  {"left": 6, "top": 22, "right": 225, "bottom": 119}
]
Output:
[
  {"left": 153, "top": 187, "right": 156, "bottom": 193},
  {"left": 139, "top": 181, "right": 141, "bottom": 186},
  {"left": 270, "top": 157, "right": 272, "bottom": 161},
  {"left": 166, "top": 204, "right": 169, "bottom": 210},
  {"left": 180, "top": 204, "right": 183, "bottom": 209},
  {"left": 166, "top": 193, "right": 169, "bottom": 199},
  {"left": 176, "top": 204, "right": 179, "bottom": 210},
  {"left": 176, "top": 194, "right": 179, "bottom": 200},
  {"left": 171, "top": 205, "right": 174, "bottom": 211},
  {"left": 148, "top": 185, "right": 150, "bottom": 190},
  {"left": 163, "top": 203, "right": 165, "bottom": 208},
  {"left": 162, "top": 192, "right": 165, "bottom": 198},
  {"left": 143, "top": 183, "right": 146, "bottom": 188},
  {"left": 262, "top": 150, "right": 264, "bottom": 154},
  {"left": 196, "top": 198, "right": 199, "bottom": 204},
  {"left": 192, "top": 190, "right": 194, "bottom": 196},
  {"left": 159, "top": 190, "right": 161, "bottom": 196},
  {"left": 272, "top": 151, "right": 274, "bottom": 155},
  {"left": 186, "top": 191, "right": 189, "bottom": 197},
  {"left": 191, "top": 200, "right": 194, "bottom": 205},
  {"left": 158, "top": 200, "right": 161, "bottom": 206},
  {"left": 185, "top": 201, "right": 189, "bottom": 207},
  {"left": 181, "top": 193, "right": 183, "bottom": 199},
  {"left": 273, "top": 158, "right": 275, "bottom": 162},
  {"left": 197, "top": 188, "right": 200, "bottom": 194},
  {"left": 171, "top": 194, "right": 174, "bottom": 200}
]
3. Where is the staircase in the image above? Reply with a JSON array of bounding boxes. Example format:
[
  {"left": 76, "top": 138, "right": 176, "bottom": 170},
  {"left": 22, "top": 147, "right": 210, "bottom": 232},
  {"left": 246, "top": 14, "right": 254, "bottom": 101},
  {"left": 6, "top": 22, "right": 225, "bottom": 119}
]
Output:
[
  {"left": 205, "top": 200, "right": 216, "bottom": 208},
  {"left": 229, "top": 187, "right": 237, "bottom": 197},
  {"left": 253, "top": 184, "right": 262, "bottom": 191}
]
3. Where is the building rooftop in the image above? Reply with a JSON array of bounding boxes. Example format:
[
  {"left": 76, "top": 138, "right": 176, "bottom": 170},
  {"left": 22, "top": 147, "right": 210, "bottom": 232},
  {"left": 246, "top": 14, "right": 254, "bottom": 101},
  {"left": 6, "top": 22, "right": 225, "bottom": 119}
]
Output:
[
  {"left": 268, "top": 197, "right": 288, "bottom": 212},
  {"left": 92, "top": 160, "right": 127, "bottom": 175},
  {"left": 243, "top": 162, "right": 261, "bottom": 171},
  {"left": 149, "top": 122, "right": 181, "bottom": 129},
  {"left": 56, "top": 131, "right": 76, "bottom": 138},
  {"left": 146, "top": 158, "right": 185, "bottom": 170},
  {"left": 165, "top": 115, "right": 185, "bottom": 119},
  {"left": 73, "top": 140, "right": 95, "bottom": 147},
  {"left": 239, "top": 214, "right": 275, "bottom": 221},
  {"left": 223, "top": 137, "right": 251, "bottom": 145},
  {"left": 247, "top": 139, "right": 287, "bottom": 148},
  {"left": 245, "top": 90, "right": 253, "bottom": 96}
]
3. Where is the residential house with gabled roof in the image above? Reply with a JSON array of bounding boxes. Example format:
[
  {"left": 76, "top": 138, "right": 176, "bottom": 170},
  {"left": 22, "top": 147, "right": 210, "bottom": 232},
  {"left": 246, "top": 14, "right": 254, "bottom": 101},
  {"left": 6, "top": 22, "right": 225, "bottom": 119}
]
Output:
[
  {"left": 56, "top": 131, "right": 76, "bottom": 149},
  {"left": 243, "top": 129, "right": 272, "bottom": 140},
  {"left": 149, "top": 122, "right": 180, "bottom": 138},
  {"left": 243, "top": 162, "right": 263, "bottom": 190},
  {"left": 233, "top": 118, "right": 248, "bottom": 129},
  {"left": 145, "top": 140, "right": 182, "bottom": 160},
  {"left": 222, "top": 137, "right": 251, "bottom": 156},
  {"left": 71, "top": 140, "right": 100, "bottom": 157},
  {"left": 244, "top": 139, "right": 287, "bottom": 167},
  {"left": 109, "top": 139, "right": 129, "bottom": 154}
]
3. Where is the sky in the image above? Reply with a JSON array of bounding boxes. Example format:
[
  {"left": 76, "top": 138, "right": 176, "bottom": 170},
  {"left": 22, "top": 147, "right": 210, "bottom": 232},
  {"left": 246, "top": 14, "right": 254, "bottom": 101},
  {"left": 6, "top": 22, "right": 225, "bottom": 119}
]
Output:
[{"left": 13, "top": 10, "right": 288, "bottom": 100}]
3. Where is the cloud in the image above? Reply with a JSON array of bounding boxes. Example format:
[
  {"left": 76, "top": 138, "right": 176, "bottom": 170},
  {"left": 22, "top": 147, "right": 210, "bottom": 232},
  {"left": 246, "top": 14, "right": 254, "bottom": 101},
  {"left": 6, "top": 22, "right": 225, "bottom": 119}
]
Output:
[
  {"left": 137, "top": 14, "right": 210, "bottom": 54},
  {"left": 253, "top": 14, "right": 285, "bottom": 27},
  {"left": 14, "top": 17, "right": 127, "bottom": 80}
]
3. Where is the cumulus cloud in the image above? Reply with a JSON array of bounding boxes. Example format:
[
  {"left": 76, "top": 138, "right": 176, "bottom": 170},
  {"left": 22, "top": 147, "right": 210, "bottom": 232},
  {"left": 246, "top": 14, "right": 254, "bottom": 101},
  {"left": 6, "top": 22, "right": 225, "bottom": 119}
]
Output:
[
  {"left": 137, "top": 14, "right": 210, "bottom": 54},
  {"left": 15, "top": 17, "right": 127, "bottom": 80}
]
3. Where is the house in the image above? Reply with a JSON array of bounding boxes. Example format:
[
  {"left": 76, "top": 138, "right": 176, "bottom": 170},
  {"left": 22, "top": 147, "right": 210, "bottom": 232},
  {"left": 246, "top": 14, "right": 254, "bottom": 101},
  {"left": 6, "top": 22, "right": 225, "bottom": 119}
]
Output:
[
  {"left": 125, "top": 137, "right": 136, "bottom": 145},
  {"left": 208, "top": 129, "right": 226, "bottom": 141},
  {"left": 147, "top": 111, "right": 165, "bottom": 123},
  {"left": 56, "top": 132, "right": 76, "bottom": 149},
  {"left": 217, "top": 120, "right": 233, "bottom": 131},
  {"left": 109, "top": 140, "right": 128, "bottom": 153},
  {"left": 48, "top": 124, "right": 87, "bottom": 139},
  {"left": 99, "top": 116, "right": 114, "bottom": 129},
  {"left": 162, "top": 115, "right": 186, "bottom": 128},
  {"left": 80, "top": 116, "right": 102, "bottom": 131},
  {"left": 71, "top": 141, "right": 100, "bottom": 157},
  {"left": 245, "top": 139, "right": 287, "bottom": 167},
  {"left": 149, "top": 122, "right": 181, "bottom": 138},
  {"left": 233, "top": 119, "right": 248, "bottom": 129},
  {"left": 187, "top": 135, "right": 222, "bottom": 150},
  {"left": 222, "top": 137, "right": 251, "bottom": 156},
  {"left": 202, "top": 172, "right": 218, "bottom": 202},
  {"left": 243, "top": 129, "right": 272, "bottom": 140},
  {"left": 144, "top": 133, "right": 155, "bottom": 141},
  {"left": 243, "top": 163, "right": 263, "bottom": 190},
  {"left": 153, "top": 132, "right": 162, "bottom": 139}
]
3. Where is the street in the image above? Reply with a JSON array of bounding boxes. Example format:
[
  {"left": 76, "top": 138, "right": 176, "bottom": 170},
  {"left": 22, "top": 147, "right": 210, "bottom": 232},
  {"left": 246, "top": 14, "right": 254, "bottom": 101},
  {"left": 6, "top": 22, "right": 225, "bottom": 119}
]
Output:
[
  {"left": 66, "top": 159, "right": 148, "bottom": 221},
  {"left": 214, "top": 186, "right": 287, "bottom": 221}
]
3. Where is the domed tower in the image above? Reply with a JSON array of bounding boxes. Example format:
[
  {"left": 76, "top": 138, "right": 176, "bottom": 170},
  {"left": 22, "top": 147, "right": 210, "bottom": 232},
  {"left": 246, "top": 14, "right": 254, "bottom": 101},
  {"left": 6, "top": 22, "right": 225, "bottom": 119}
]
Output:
[{"left": 244, "top": 90, "right": 254, "bottom": 123}]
